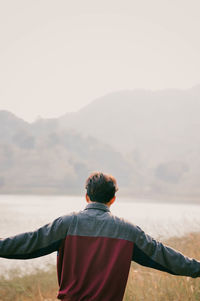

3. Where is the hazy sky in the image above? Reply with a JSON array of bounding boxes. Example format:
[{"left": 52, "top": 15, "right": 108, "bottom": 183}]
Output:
[{"left": 0, "top": 0, "right": 200, "bottom": 122}]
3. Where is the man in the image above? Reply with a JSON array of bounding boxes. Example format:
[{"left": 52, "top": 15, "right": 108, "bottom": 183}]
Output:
[{"left": 0, "top": 172, "right": 200, "bottom": 300}]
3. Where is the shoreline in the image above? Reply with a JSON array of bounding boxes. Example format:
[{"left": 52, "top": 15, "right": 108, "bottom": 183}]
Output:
[{"left": 0, "top": 192, "right": 200, "bottom": 205}]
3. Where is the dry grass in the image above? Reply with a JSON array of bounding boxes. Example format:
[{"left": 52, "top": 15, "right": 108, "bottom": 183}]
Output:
[
  {"left": 1, "top": 232, "right": 200, "bottom": 301},
  {"left": 0, "top": 267, "right": 58, "bottom": 301}
]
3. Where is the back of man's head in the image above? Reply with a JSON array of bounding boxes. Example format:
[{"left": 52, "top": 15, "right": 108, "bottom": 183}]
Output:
[{"left": 85, "top": 172, "right": 118, "bottom": 204}]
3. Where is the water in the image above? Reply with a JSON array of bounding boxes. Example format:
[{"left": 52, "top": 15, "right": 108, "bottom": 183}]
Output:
[{"left": 0, "top": 195, "right": 200, "bottom": 276}]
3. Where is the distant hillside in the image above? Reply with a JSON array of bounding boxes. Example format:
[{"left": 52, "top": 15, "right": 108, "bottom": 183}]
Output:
[
  {"left": 0, "top": 111, "right": 131, "bottom": 195},
  {"left": 0, "top": 85, "right": 200, "bottom": 201},
  {"left": 58, "top": 85, "right": 200, "bottom": 201},
  {"left": 0, "top": 110, "right": 31, "bottom": 145},
  {"left": 59, "top": 86, "right": 200, "bottom": 158}
]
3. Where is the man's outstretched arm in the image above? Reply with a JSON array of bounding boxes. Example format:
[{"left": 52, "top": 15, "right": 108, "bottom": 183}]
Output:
[
  {"left": 132, "top": 225, "right": 200, "bottom": 278},
  {"left": 0, "top": 214, "right": 73, "bottom": 259}
]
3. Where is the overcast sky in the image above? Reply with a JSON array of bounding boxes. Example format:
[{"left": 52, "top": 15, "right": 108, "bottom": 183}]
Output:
[{"left": 0, "top": 0, "right": 200, "bottom": 122}]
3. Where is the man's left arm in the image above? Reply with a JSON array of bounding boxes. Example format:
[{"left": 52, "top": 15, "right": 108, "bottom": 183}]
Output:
[{"left": 131, "top": 225, "right": 200, "bottom": 278}]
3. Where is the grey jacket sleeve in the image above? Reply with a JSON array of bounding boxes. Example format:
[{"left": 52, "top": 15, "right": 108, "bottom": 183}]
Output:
[
  {"left": 0, "top": 214, "right": 73, "bottom": 259},
  {"left": 132, "top": 225, "right": 200, "bottom": 278}
]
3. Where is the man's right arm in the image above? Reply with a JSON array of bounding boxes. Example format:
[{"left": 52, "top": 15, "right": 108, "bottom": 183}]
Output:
[{"left": 0, "top": 214, "right": 73, "bottom": 259}]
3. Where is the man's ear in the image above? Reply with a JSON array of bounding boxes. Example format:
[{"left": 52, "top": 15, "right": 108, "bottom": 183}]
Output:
[
  {"left": 85, "top": 194, "right": 90, "bottom": 203},
  {"left": 108, "top": 196, "right": 116, "bottom": 206}
]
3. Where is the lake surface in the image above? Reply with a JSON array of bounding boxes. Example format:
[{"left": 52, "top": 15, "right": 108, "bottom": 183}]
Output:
[{"left": 0, "top": 195, "right": 200, "bottom": 276}]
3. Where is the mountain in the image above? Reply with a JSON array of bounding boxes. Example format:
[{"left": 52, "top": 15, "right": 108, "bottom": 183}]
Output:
[
  {"left": 0, "top": 110, "right": 31, "bottom": 144},
  {"left": 59, "top": 86, "right": 200, "bottom": 158},
  {"left": 58, "top": 85, "right": 200, "bottom": 201},
  {"left": 0, "top": 111, "right": 130, "bottom": 195},
  {"left": 0, "top": 85, "right": 200, "bottom": 201}
]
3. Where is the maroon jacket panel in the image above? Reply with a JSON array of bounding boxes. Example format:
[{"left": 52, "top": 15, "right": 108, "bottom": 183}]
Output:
[{"left": 57, "top": 235, "right": 133, "bottom": 300}]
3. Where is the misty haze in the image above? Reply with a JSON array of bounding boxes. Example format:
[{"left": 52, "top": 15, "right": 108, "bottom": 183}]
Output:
[{"left": 0, "top": 85, "right": 200, "bottom": 203}]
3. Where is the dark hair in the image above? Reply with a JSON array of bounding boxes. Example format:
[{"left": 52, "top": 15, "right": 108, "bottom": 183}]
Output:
[{"left": 85, "top": 172, "right": 118, "bottom": 204}]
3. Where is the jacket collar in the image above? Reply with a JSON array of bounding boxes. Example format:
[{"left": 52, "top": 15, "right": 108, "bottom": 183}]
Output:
[{"left": 84, "top": 202, "right": 110, "bottom": 213}]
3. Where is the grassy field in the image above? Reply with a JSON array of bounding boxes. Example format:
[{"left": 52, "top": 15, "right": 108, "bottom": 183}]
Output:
[{"left": 0, "top": 232, "right": 200, "bottom": 301}]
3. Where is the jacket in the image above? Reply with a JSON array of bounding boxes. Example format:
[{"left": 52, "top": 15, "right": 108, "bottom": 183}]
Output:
[{"left": 0, "top": 202, "right": 200, "bottom": 300}]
